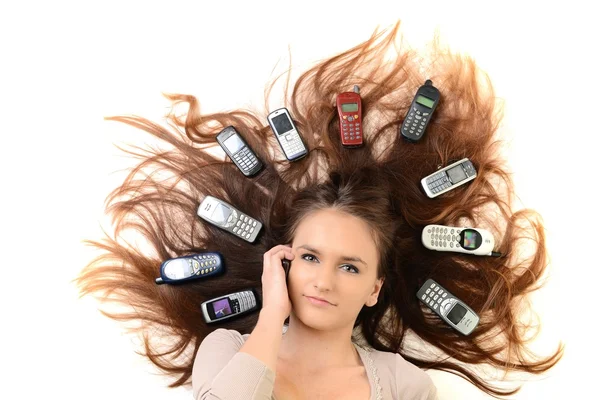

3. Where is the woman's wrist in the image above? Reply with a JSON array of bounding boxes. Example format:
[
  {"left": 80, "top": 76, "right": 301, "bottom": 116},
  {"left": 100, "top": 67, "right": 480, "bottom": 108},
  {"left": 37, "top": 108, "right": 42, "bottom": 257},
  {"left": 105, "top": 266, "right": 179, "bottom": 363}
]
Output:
[{"left": 259, "top": 307, "right": 288, "bottom": 326}]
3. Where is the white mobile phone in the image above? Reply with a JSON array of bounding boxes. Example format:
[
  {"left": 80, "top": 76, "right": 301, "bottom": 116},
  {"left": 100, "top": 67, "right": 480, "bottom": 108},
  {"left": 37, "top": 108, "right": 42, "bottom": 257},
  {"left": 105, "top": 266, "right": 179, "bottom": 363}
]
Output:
[
  {"left": 421, "top": 158, "right": 477, "bottom": 198},
  {"left": 267, "top": 108, "right": 308, "bottom": 161},
  {"left": 422, "top": 224, "right": 498, "bottom": 256},
  {"left": 417, "top": 279, "right": 479, "bottom": 335},
  {"left": 201, "top": 289, "right": 260, "bottom": 324},
  {"left": 197, "top": 195, "right": 262, "bottom": 243}
]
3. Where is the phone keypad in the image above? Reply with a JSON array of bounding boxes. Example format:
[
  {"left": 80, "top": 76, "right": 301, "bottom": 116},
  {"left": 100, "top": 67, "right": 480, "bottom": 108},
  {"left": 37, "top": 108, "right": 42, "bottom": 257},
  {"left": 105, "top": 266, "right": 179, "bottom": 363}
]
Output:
[
  {"left": 426, "top": 226, "right": 461, "bottom": 249},
  {"left": 232, "top": 214, "right": 259, "bottom": 240},
  {"left": 231, "top": 291, "right": 257, "bottom": 312},
  {"left": 426, "top": 171, "right": 452, "bottom": 194},
  {"left": 421, "top": 282, "right": 448, "bottom": 311},
  {"left": 233, "top": 147, "right": 259, "bottom": 171},
  {"left": 281, "top": 133, "right": 305, "bottom": 157},
  {"left": 192, "top": 254, "right": 220, "bottom": 275},
  {"left": 341, "top": 115, "right": 362, "bottom": 141},
  {"left": 403, "top": 107, "right": 430, "bottom": 137}
]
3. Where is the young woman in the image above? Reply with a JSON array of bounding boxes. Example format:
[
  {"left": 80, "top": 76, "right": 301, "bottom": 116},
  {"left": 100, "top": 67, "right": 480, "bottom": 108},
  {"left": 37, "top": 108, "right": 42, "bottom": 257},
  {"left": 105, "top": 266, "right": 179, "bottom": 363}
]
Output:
[{"left": 77, "top": 22, "right": 562, "bottom": 399}]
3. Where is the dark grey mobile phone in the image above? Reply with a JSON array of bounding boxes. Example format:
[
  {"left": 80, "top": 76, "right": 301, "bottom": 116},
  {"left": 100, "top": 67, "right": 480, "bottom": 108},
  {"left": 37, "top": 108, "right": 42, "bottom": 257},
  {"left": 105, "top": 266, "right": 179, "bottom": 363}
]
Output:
[
  {"left": 400, "top": 79, "right": 440, "bottom": 142},
  {"left": 216, "top": 126, "right": 263, "bottom": 176}
]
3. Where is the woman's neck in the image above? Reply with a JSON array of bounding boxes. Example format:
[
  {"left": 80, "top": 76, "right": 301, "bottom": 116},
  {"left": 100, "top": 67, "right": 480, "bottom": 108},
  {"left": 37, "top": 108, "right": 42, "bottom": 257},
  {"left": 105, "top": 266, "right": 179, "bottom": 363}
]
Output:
[{"left": 278, "top": 314, "right": 361, "bottom": 372}]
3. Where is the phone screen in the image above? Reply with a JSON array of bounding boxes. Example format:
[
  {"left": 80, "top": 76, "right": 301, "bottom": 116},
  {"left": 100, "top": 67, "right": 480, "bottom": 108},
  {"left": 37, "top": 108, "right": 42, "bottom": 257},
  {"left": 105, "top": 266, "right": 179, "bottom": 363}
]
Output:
[
  {"left": 209, "top": 298, "right": 234, "bottom": 319},
  {"left": 272, "top": 113, "right": 294, "bottom": 135},
  {"left": 223, "top": 134, "right": 245, "bottom": 153},
  {"left": 463, "top": 231, "right": 478, "bottom": 249},
  {"left": 447, "top": 303, "right": 467, "bottom": 324},
  {"left": 341, "top": 103, "right": 358, "bottom": 112},
  {"left": 446, "top": 165, "right": 467, "bottom": 183},
  {"left": 416, "top": 95, "right": 435, "bottom": 108},
  {"left": 163, "top": 258, "right": 194, "bottom": 280},
  {"left": 211, "top": 203, "right": 232, "bottom": 224}
]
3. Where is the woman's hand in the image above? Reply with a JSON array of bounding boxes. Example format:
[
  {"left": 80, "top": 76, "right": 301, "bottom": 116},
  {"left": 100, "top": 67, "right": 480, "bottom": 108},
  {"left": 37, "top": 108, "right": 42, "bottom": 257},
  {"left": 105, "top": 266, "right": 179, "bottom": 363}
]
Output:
[{"left": 260, "top": 245, "right": 295, "bottom": 322}]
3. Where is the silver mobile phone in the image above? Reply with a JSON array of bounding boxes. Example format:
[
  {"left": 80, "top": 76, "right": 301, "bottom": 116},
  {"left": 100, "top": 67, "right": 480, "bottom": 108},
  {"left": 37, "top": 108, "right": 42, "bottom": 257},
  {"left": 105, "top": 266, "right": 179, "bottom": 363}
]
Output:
[
  {"left": 421, "top": 158, "right": 477, "bottom": 198},
  {"left": 216, "top": 126, "right": 263, "bottom": 177},
  {"left": 201, "top": 289, "right": 260, "bottom": 324},
  {"left": 267, "top": 108, "right": 308, "bottom": 161},
  {"left": 417, "top": 278, "right": 479, "bottom": 335},
  {"left": 197, "top": 195, "right": 262, "bottom": 243}
]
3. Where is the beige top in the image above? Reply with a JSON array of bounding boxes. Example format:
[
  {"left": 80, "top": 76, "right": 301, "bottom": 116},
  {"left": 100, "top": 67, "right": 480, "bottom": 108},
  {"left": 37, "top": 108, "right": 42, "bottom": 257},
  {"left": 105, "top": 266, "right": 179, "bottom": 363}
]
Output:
[{"left": 192, "top": 328, "right": 438, "bottom": 400}]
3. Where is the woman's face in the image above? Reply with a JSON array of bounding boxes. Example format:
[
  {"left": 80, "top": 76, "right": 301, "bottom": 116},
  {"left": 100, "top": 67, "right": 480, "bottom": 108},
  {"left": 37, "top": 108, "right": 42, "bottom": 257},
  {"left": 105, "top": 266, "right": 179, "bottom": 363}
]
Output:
[{"left": 288, "top": 208, "right": 384, "bottom": 331}]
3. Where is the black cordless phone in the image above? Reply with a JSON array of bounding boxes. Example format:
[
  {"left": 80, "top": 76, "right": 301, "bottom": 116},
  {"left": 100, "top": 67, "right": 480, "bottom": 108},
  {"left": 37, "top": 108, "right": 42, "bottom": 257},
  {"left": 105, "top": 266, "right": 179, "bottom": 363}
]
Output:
[{"left": 400, "top": 79, "right": 440, "bottom": 142}]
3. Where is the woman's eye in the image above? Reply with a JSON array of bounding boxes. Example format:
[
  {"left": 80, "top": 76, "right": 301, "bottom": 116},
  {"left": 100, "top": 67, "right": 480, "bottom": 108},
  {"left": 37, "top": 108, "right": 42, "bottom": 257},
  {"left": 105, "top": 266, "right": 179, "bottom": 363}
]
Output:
[
  {"left": 301, "top": 254, "right": 317, "bottom": 262},
  {"left": 342, "top": 265, "right": 359, "bottom": 274}
]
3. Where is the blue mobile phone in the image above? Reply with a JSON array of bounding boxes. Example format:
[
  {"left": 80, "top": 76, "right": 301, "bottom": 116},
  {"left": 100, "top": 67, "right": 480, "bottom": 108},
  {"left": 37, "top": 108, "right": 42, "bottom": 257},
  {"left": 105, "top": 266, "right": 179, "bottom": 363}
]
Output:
[{"left": 155, "top": 252, "right": 225, "bottom": 285}]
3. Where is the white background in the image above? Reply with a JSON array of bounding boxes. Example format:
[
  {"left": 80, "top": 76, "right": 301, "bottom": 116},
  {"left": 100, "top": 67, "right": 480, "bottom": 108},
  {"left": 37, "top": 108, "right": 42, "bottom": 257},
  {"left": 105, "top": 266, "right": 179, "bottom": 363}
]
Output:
[{"left": 1, "top": 1, "right": 598, "bottom": 399}]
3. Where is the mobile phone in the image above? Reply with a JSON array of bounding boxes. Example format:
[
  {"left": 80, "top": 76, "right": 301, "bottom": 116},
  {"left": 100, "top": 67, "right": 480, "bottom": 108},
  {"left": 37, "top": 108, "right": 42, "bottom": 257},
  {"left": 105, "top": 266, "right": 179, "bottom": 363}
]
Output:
[
  {"left": 267, "top": 108, "right": 308, "bottom": 161},
  {"left": 416, "top": 278, "right": 479, "bottom": 335},
  {"left": 155, "top": 252, "right": 225, "bottom": 285},
  {"left": 282, "top": 258, "right": 291, "bottom": 280},
  {"left": 422, "top": 225, "right": 499, "bottom": 256},
  {"left": 421, "top": 158, "right": 477, "bottom": 198},
  {"left": 336, "top": 85, "right": 363, "bottom": 147},
  {"left": 197, "top": 195, "right": 263, "bottom": 243},
  {"left": 216, "top": 126, "right": 263, "bottom": 177},
  {"left": 400, "top": 79, "right": 440, "bottom": 142},
  {"left": 201, "top": 289, "right": 260, "bottom": 324}
]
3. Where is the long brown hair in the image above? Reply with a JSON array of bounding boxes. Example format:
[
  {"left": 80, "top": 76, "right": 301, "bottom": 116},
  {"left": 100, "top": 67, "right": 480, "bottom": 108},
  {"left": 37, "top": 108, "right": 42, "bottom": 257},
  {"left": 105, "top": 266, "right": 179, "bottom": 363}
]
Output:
[{"left": 77, "top": 22, "right": 563, "bottom": 397}]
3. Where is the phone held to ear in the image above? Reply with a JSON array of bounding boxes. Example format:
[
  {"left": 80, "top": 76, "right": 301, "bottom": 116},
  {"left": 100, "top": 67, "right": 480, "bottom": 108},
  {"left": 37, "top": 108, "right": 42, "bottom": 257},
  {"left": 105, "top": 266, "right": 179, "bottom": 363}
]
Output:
[
  {"left": 216, "top": 126, "right": 263, "bottom": 177},
  {"left": 155, "top": 252, "right": 225, "bottom": 285},
  {"left": 336, "top": 85, "right": 363, "bottom": 147},
  {"left": 421, "top": 158, "right": 477, "bottom": 198},
  {"left": 282, "top": 258, "right": 291, "bottom": 280},
  {"left": 201, "top": 289, "right": 260, "bottom": 324},
  {"left": 422, "top": 225, "right": 500, "bottom": 257},
  {"left": 400, "top": 79, "right": 440, "bottom": 142},
  {"left": 197, "top": 195, "right": 263, "bottom": 243},
  {"left": 267, "top": 107, "right": 308, "bottom": 161},
  {"left": 417, "top": 279, "right": 479, "bottom": 335}
]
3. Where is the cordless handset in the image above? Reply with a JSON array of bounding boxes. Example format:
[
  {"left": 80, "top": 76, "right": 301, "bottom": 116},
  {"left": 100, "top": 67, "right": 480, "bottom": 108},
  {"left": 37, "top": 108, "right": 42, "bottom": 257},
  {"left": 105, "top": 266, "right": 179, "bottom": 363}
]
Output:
[
  {"left": 421, "top": 158, "right": 477, "bottom": 198},
  {"left": 197, "top": 195, "right": 263, "bottom": 243},
  {"left": 417, "top": 279, "right": 479, "bottom": 335},
  {"left": 267, "top": 108, "right": 308, "bottom": 161},
  {"left": 400, "top": 79, "right": 440, "bottom": 142},
  {"left": 216, "top": 126, "right": 263, "bottom": 177},
  {"left": 336, "top": 85, "right": 363, "bottom": 147},
  {"left": 155, "top": 252, "right": 225, "bottom": 285},
  {"left": 201, "top": 289, "right": 260, "bottom": 324},
  {"left": 422, "top": 225, "right": 499, "bottom": 256}
]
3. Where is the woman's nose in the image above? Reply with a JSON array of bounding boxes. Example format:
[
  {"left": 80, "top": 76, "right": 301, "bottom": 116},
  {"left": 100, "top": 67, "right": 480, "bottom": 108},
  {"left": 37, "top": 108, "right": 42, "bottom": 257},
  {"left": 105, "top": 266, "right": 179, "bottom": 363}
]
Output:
[{"left": 312, "top": 264, "right": 336, "bottom": 291}]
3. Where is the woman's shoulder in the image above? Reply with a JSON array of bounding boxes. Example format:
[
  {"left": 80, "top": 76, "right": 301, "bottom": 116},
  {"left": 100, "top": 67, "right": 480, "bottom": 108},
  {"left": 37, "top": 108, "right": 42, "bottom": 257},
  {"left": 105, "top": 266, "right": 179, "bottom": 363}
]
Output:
[
  {"left": 201, "top": 328, "right": 249, "bottom": 350},
  {"left": 365, "top": 347, "right": 438, "bottom": 399}
]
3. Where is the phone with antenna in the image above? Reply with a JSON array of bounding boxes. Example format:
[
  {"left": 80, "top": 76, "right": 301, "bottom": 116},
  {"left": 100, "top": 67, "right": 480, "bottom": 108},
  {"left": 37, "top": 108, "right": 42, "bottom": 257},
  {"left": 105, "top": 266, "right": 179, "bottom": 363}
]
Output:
[
  {"left": 421, "top": 158, "right": 477, "bottom": 198},
  {"left": 336, "top": 85, "right": 363, "bottom": 147},
  {"left": 216, "top": 126, "right": 263, "bottom": 177},
  {"left": 201, "top": 289, "right": 260, "bottom": 324},
  {"left": 422, "top": 225, "right": 500, "bottom": 257},
  {"left": 155, "top": 252, "right": 225, "bottom": 285},
  {"left": 267, "top": 107, "right": 308, "bottom": 161},
  {"left": 417, "top": 278, "right": 479, "bottom": 335},
  {"left": 400, "top": 79, "right": 440, "bottom": 142},
  {"left": 197, "top": 195, "right": 262, "bottom": 243}
]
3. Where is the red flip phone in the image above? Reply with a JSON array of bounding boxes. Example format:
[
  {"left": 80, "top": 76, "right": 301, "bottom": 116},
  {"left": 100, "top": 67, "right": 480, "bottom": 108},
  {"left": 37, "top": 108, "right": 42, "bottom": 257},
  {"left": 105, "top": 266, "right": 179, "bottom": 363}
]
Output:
[{"left": 336, "top": 85, "right": 363, "bottom": 147}]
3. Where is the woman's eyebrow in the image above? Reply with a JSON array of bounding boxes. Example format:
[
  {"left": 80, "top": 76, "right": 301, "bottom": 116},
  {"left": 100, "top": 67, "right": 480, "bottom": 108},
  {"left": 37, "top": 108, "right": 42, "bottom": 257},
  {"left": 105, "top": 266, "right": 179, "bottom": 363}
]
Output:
[{"left": 296, "top": 244, "right": 368, "bottom": 267}]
